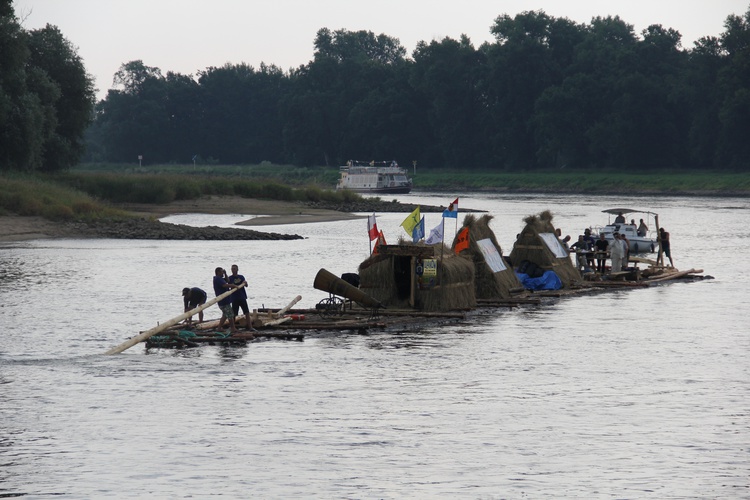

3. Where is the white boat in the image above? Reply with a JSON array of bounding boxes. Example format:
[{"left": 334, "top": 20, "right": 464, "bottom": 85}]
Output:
[
  {"left": 593, "top": 208, "right": 659, "bottom": 254},
  {"left": 336, "top": 160, "right": 412, "bottom": 194}
]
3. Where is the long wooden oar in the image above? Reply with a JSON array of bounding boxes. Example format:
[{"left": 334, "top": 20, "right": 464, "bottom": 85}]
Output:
[{"left": 104, "top": 286, "right": 243, "bottom": 355}]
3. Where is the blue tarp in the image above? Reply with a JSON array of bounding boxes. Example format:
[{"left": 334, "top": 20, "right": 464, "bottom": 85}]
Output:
[{"left": 515, "top": 270, "right": 563, "bottom": 290}]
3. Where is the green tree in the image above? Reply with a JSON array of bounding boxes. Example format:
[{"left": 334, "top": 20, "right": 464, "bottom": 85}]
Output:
[
  {"left": 1, "top": 2, "right": 49, "bottom": 171},
  {"left": 683, "top": 36, "right": 724, "bottom": 169},
  {"left": 484, "top": 11, "right": 583, "bottom": 170},
  {"left": 197, "top": 63, "right": 286, "bottom": 164},
  {"left": 411, "top": 35, "right": 488, "bottom": 168},
  {"left": 715, "top": 8, "right": 750, "bottom": 170},
  {"left": 92, "top": 60, "right": 169, "bottom": 163},
  {"left": 26, "top": 24, "right": 96, "bottom": 171},
  {"left": 280, "top": 28, "right": 409, "bottom": 166},
  {"left": 1, "top": 3, "right": 93, "bottom": 172}
]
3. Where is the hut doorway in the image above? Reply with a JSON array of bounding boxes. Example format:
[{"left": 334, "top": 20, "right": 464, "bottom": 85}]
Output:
[{"left": 393, "top": 256, "right": 412, "bottom": 300}]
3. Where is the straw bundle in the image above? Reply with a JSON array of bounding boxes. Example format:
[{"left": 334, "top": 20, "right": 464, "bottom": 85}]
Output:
[
  {"left": 358, "top": 242, "right": 476, "bottom": 311},
  {"left": 453, "top": 214, "right": 521, "bottom": 299},
  {"left": 508, "top": 210, "right": 582, "bottom": 287}
]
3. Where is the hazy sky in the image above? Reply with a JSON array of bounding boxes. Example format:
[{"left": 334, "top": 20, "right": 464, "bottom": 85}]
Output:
[{"left": 12, "top": 0, "right": 749, "bottom": 100}]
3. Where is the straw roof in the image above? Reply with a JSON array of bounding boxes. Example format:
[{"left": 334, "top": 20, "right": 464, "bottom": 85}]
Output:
[
  {"left": 358, "top": 242, "right": 476, "bottom": 312},
  {"left": 453, "top": 214, "right": 521, "bottom": 299},
  {"left": 508, "top": 210, "right": 582, "bottom": 287}
]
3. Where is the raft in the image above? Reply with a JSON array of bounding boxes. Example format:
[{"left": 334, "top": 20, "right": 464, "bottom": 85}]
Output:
[
  {"left": 126, "top": 265, "right": 709, "bottom": 351},
  {"left": 145, "top": 329, "right": 304, "bottom": 349}
]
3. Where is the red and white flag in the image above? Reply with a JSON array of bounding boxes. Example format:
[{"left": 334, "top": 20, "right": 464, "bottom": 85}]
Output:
[{"left": 367, "top": 214, "right": 379, "bottom": 241}]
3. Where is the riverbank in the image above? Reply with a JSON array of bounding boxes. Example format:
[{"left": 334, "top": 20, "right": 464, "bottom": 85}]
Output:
[{"left": 0, "top": 195, "right": 442, "bottom": 242}]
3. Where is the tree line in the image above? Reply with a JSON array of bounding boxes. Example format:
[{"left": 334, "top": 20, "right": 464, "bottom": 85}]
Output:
[
  {"left": 0, "top": 0, "right": 95, "bottom": 172},
  {"left": 2, "top": 2, "right": 749, "bottom": 174}
]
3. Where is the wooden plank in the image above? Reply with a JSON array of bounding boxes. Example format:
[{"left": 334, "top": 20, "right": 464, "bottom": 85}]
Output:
[{"left": 376, "top": 245, "right": 435, "bottom": 258}]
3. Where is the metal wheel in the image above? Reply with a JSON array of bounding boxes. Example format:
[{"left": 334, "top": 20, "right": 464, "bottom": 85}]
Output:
[{"left": 316, "top": 296, "right": 344, "bottom": 318}]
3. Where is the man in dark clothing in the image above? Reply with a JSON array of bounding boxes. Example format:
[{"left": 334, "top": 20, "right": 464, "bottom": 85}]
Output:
[
  {"left": 583, "top": 228, "right": 596, "bottom": 270},
  {"left": 594, "top": 233, "right": 610, "bottom": 273},
  {"left": 213, "top": 267, "right": 239, "bottom": 333},
  {"left": 228, "top": 264, "right": 254, "bottom": 331},
  {"left": 182, "top": 287, "right": 207, "bottom": 325},
  {"left": 660, "top": 228, "right": 674, "bottom": 267}
]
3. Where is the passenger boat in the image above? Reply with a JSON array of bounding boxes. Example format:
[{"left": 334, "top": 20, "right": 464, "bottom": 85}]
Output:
[
  {"left": 336, "top": 160, "right": 412, "bottom": 194},
  {"left": 593, "top": 208, "right": 659, "bottom": 254}
]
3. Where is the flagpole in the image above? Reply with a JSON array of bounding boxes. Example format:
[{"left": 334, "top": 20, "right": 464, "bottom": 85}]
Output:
[
  {"left": 440, "top": 217, "right": 445, "bottom": 285},
  {"left": 368, "top": 217, "right": 372, "bottom": 255}
]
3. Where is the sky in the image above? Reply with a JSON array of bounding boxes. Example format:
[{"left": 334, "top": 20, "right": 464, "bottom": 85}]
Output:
[{"left": 12, "top": 0, "right": 749, "bottom": 100}]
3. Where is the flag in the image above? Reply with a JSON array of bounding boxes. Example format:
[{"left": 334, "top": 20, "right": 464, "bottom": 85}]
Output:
[
  {"left": 454, "top": 226, "right": 470, "bottom": 254},
  {"left": 425, "top": 220, "right": 444, "bottom": 245},
  {"left": 367, "top": 214, "right": 379, "bottom": 241},
  {"left": 412, "top": 216, "right": 425, "bottom": 243},
  {"left": 400, "top": 206, "right": 421, "bottom": 236},
  {"left": 372, "top": 230, "right": 387, "bottom": 254},
  {"left": 442, "top": 198, "right": 459, "bottom": 218}
]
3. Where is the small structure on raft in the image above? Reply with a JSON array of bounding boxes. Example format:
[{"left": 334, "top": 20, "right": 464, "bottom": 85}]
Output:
[
  {"left": 508, "top": 210, "right": 582, "bottom": 289},
  {"left": 453, "top": 213, "right": 523, "bottom": 299},
  {"left": 358, "top": 242, "right": 476, "bottom": 312}
]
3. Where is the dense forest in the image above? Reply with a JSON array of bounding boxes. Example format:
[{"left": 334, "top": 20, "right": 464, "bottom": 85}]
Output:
[
  {"left": 2, "top": 2, "right": 749, "bottom": 174},
  {"left": 0, "top": 0, "right": 95, "bottom": 172}
]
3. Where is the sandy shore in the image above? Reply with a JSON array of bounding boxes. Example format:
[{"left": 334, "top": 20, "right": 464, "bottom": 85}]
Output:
[{"left": 0, "top": 196, "right": 362, "bottom": 242}]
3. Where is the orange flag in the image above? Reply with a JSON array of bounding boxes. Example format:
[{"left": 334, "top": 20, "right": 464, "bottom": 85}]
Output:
[{"left": 454, "top": 227, "right": 470, "bottom": 254}]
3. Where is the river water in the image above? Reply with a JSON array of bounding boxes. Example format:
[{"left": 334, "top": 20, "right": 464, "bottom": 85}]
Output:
[{"left": 1, "top": 192, "right": 748, "bottom": 499}]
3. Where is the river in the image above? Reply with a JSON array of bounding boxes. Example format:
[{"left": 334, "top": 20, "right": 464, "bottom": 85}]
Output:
[{"left": 1, "top": 192, "right": 748, "bottom": 499}]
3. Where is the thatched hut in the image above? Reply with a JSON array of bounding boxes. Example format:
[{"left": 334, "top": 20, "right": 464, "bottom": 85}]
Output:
[
  {"left": 451, "top": 214, "right": 522, "bottom": 299},
  {"left": 508, "top": 210, "right": 582, "bottom": 288},
  {"left": 358, "top": 242, "right": 476, "bottom": 312}
]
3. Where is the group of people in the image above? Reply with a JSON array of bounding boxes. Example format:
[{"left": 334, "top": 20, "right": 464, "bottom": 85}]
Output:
[
  {"left": 181, "top": 264, "right": 255, "bottom": 333},
  {"left": 566, "top": 223, "right": 673, "bottom": 274},
  {"left": 569, "top": 230, "right": 629, "bottom": 273}
]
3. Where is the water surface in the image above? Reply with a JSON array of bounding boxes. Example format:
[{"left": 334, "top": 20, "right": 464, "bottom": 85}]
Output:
[{"left": 1, "top": 193, "right": 748, "bottom": 498}]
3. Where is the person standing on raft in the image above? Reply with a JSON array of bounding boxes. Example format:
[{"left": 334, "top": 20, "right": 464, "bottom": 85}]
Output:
[
  {"left": 213, "top": 267, "right": 241, "bottom": 333},
  {"left": 228, "top": 264, "right": 255, "bottom": 332}
]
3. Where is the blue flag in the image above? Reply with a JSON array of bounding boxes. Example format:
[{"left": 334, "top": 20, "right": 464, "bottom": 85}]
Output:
[{"left": 412, "top": 216, "right": 425, "bottom": 243}]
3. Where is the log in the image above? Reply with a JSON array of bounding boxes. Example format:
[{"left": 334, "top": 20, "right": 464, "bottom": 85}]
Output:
[
  {"left": 647, "top": 268, "right": 701, "bottom": 283},
  {"left": 273, "top": 295, "right": 302, "bottom": 318},
  {"left": 262, "top": 316, "right": 293, "bottom": 327},
  {"left": 104, "top": 286, "right": 242, "bottom": 355}
]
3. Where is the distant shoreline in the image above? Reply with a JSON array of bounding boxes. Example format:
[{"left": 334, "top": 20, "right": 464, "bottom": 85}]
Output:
[{"left": 1, "top": 187, "right": 746, "bottom": 243}]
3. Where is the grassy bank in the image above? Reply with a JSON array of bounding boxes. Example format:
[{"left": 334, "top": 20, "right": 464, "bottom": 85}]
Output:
[
  {"left": 0, "top": 172, "right": 129, "bottom": 220},
  {"left": 413, "top": 170, "right": 750, "bottom": 195},
  {"left": 0, "top": 170, "right": 362, "bottom": 220},
  {"left": 3, "top": 165, "right": 749, "bottom": 220}
]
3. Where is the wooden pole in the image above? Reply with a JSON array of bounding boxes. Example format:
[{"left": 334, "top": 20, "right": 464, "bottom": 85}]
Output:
[
  {"left": 409, "top": 256, "right": 416, "bottom": 308},
  {"left": 273, "top": 295, "right": 303, "bottom": 318},
  {"left": 104, "top": 286, "right": 243, "bottom": 355}
]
